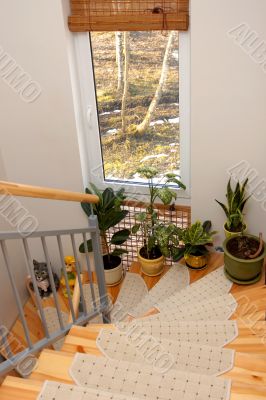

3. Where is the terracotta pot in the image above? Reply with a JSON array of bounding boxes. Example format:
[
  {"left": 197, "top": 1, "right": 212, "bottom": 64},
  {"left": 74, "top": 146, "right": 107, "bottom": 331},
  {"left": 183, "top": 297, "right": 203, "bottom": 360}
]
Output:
[{"left": 137, "top": 248, "right": 164, "bottom": 277}]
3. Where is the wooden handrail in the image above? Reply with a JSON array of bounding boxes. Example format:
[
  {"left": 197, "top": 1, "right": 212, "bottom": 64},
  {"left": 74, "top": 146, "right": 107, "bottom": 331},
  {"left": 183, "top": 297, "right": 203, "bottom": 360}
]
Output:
[{"left": 0, "top": 181, "right": 99, "bottom": 204}]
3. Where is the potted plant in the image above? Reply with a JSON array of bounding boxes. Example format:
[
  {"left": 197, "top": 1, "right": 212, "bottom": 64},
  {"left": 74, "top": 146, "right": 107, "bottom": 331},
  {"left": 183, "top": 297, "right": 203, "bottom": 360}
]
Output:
[
  {"left": 215, "top": 178, "right": 250, "bottom": 238},
  {"left": 223, "top": 233, "right": 266, "bottom": 284},
  {"left": 132, "top": 167, "right": 186, "bottom": 276},
  {"left": 173, "top": 221, "right": 216, "bottom": 270},
  {"left": 79, "top": 184, "right": 130, "bottom": 286}
]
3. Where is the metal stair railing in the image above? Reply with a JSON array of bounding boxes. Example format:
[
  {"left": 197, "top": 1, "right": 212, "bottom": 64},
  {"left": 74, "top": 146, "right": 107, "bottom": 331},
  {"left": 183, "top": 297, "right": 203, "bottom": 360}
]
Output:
[{"left": 0, "top": 181, "right": 109, "bottom": 377}]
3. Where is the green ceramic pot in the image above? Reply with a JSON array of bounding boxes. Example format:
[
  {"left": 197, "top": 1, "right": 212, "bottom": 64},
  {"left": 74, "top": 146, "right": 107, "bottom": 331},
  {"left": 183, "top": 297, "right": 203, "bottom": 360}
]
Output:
[{"left": 223, "top": 234, "right": 266, "bottom": 285}]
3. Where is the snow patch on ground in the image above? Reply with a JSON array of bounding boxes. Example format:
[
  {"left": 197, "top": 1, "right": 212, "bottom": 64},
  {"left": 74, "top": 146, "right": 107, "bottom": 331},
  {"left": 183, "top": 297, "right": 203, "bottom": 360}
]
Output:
[
  {"left": 100, "top": 110, "right": 121, "bottom": 116},
  {"left": 103, "top": 128, "right": 118, "bottom": 136},
  {"left": 140, "top": 154, "right": 168, "bottom": 162},
  {"left": 168, "top": 117, "right": 179, "bottom": 124},
  {"left": 150, "top": 120, "right": 165, "bottom": 126},
  {"left": 150, "top": 117, "right": 180, "bottom": 127}
]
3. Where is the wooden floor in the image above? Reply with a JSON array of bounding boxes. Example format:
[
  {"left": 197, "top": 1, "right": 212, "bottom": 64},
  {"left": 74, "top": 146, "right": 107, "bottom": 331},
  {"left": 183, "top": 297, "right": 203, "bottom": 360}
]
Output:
[{"left": 1, "top": 253, "right": 266, "bottom": 399}]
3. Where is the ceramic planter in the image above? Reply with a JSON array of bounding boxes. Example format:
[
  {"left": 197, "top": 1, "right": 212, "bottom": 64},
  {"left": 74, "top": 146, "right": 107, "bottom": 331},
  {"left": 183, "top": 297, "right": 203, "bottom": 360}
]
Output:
[
  {"left": 223, "top": 234, "right": 266, "bottom": 285},
  {"left": 80, "top": 252, "right": 96, "bottom": 272},
  {"left": 137, "top": 248, "right": 164, "bottom": 277},
  {"left": 224, "top": 222, "right": 247, "bottom": 239},
  {"left": 103, "top": 255, "right": 123, "bottom": 286},
  {"left": 184, "top": 253, "right": 208, "bottom": 270},
  {"left": 104, "top": 263, "right": 123, "bottom": 286}
]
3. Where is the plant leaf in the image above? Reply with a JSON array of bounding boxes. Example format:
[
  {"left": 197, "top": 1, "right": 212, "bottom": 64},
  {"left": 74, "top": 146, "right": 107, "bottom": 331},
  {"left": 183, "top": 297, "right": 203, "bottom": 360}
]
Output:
[
  {"left": 112, "top": 248, "right": 128, "bottom": 257},
  {"left": 136, "top": 212, "right": 147, "bottom": 222},
  {"left": 215, "top": 199, "right": 229, "bottom": 218},
  {"left": 110, "top": 229, "right": 131, "bottom": 245},
  {"left": 157, "top": 187, "right": 176, "bottom": 205},
  {"left": 132, "top": 224, "right": 141, "bottom": 234},
  {"left": 79, "top": 239, "right": 93, "bottom": 254},
  {"left": 102, "top": 188, "right": 116, "bottom": 211},
  {"left": 172, "top": 247, "right": 185, "bottom": 261}
]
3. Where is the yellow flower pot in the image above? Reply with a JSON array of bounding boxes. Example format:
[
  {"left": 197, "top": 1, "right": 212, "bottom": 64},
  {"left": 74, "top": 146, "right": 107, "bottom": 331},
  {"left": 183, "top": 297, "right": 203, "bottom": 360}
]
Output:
[
  {"left": 184, "top": 254, "right": 208, "bottom": 270},
  {"left": 137, "top": 248, "right": 164, "bottom": 277},
  {"left": 224, "top": 222, "right": 247, "bottom": 239}
]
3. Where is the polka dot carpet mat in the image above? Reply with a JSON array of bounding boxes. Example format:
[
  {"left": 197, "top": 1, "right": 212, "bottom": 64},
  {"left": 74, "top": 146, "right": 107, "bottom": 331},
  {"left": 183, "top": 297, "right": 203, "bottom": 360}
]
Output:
[
  {"left": 83, "top": 283, "right": 113, "bottom": 324},
  {"left": 69, "top": 353, "right": 231, "bottom": 400},
  {"left": 38, "top": 381, "right": 143, "bottom": 400},
  {"left": 110, "top": 273, "right": 148, "bottom": 321},
  {"left": 135, "top": 294, "right": 237, "bottom": 323},
  {"left": 129, "top": 264, "right": 190, "bottom": 318},
  {"left": 126, "top": 320, "right": 238, "bottom": 347},
  {"left": 38, "top": 307, "right": 68, "bottom": 351},
  {"left": 96, "top": 329, "right": 235, "bottom": 376},
  {"left": 38, "top": 265, "right": 236, "bottom": 400},
  {"left": 156, "top": 266, "right": 233, "bottom": 315}
]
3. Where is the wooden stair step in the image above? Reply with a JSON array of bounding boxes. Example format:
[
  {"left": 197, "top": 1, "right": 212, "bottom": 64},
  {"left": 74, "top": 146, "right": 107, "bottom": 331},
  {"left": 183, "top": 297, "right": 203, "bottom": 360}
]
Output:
[
  {"left": 61, "top": 321, "right": 266, "bottom": 355},
  {"left": 60, "top": 325, "right": 266, "bottom": 385},
  {"left": 1, "top": 374, "right": 266, "bottom": 400},
  {"left": 27, "top": 341, "right": 266, "bottom": 397},
  {"left": 0, "top": 376, "right": 42, "bottom": 400}
]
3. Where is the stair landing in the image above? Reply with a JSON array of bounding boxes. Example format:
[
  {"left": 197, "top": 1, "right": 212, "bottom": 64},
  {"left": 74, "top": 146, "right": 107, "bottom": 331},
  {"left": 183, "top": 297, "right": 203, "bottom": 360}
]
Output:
[{"left": 1, "top": 253, "right": 266, "bottom": 399}]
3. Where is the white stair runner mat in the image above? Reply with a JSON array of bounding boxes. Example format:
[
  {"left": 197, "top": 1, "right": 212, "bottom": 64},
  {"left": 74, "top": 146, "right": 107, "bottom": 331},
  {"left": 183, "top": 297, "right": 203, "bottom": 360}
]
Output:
[
  {"left": 126, "top": 320, "right": 238, "bottom": 347},
  {"left": 111, "top": 273, "right": 148, "bottom": 322},
  {"left": 70, "top": 354, "right": 231, "bottom": 400},
  {"left": 83, "top": 283, "right": 112, "bottom": 324},
  {"left": 157, "top": 266, "right": 233, "bottom": 314},
  {"left": 96, "top": 329, "right": 235, "bottom": 376},
  {"left": 38, "top": 307, "right": 68, "bottom": 351},
  {"left": 38, "top": 380, "right": 144, "bottom": 400},
  {"left": 141, "top": 294, "right": 237, "bottom": 322},
  {"left": 129, "top": 264, "right": 190, "bottom": 318}
]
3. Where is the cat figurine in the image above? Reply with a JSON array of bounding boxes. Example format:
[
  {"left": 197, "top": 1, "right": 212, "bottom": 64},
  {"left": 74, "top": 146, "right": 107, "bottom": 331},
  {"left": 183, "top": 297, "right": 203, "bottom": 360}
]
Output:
[{"left": 30, "top": 259, "right": 60, "bottom": 298}]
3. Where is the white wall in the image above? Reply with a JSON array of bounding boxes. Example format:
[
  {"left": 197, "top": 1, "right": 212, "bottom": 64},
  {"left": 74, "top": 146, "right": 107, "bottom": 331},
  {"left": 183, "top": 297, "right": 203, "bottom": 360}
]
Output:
[
  {"left": 1, "top": 0, "right": 266, "bottom": 329},
  {"left": 191, "top": 0, "right": 266, "bottom": 244},
  {"left": 0, "top": 0, "right": 88, "bottom": 329}
]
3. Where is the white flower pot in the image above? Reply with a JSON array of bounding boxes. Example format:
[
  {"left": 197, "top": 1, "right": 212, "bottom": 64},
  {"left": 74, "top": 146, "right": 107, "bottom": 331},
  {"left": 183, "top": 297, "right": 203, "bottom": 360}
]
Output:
[
  {"left": 104, "top": 261, "right": 123, "bottom": 286},
  {"left": 79, "top": 253, "right": 96, "bottom": 273}
]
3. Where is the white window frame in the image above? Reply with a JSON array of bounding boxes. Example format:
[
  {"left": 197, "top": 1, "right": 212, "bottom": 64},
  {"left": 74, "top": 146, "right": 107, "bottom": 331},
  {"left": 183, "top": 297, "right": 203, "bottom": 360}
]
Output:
[{"left": 73, "top": 31, "right": 191, "bottom": 204}]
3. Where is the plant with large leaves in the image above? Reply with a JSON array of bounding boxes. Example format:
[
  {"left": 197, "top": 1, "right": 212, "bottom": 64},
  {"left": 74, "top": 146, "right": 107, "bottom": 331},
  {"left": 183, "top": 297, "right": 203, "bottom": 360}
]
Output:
[
  {"left": 132, "top": 167, "right": 186, "bottom": 260},
  {"left": 215, "top": 178, "right": 250, "bottom": 232},
  {"left": 173, "top": 220, "right": 217, "bottom": 261},
  {"left": 79, "top": 183, "right": 130, "bottom": 263}
]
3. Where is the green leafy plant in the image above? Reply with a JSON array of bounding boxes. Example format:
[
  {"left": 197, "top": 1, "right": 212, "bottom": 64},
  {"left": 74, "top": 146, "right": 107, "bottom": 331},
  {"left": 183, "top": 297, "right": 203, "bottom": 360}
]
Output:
[
  {"left": 132, "top": 167, "right": 186, "bottom": 260},
  {"left": 79, "top": 183, "right": 130, "bottom": 262},
  {"left": 173, "top": 220, "right": 216, "bottom": 261},
  {"left": 215, "top": 178, "right": 250, "bottom": 232}
]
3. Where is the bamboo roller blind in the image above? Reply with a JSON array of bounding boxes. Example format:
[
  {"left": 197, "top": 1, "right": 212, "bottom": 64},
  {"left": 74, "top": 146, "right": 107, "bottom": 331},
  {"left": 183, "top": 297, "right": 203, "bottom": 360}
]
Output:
[{"left": 68, "top": 0, "right": 189, "bottom": 32}]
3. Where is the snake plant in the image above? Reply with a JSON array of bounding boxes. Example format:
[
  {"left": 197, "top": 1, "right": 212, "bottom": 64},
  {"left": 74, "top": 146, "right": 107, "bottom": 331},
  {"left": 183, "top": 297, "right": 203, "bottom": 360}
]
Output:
[{"left": 215, "top": 178, "right": 250, "bottom": 232}]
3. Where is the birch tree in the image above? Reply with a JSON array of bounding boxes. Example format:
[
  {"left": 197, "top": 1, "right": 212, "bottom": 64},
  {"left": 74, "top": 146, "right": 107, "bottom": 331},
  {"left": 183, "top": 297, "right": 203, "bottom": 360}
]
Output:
[
  {"left": 116, "top": 32, "right": 124, "bottom": 92},
  {"left": 121, "top": 32, "right": 130, "bottom": 135},
  {"left": 136, "top": 31, "right": 175, "bottom": 135}
]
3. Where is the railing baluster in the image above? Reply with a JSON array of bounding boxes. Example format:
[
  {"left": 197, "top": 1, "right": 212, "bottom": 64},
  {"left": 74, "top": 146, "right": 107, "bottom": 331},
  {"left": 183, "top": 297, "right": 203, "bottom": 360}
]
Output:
[
  {"left": 0, "top": 240, "right": 33, "bottom": 349},
  {"left": 70, "top": 234, "right": 87, "bottom": 315},
  {"left": 82, "top": 232, "right": 96, "bottom": 309},
  {"left": 89, "top": 215, "right": 109, "bottom": 322},
  {"left": 41, "top": 236, "right": 64, "bottom": 330},
  {"left": 22, "top": 238, "right": 50, "bottom": 338},
  {"left": 56, "top": 235, "right": 76, "bottom": 322}
]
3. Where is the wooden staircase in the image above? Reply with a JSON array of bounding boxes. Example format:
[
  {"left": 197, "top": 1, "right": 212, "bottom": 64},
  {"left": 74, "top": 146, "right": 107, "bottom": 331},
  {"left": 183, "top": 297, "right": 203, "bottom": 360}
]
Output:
[{"left": 1, "top": 255, "right": 266, "bottom": 399}]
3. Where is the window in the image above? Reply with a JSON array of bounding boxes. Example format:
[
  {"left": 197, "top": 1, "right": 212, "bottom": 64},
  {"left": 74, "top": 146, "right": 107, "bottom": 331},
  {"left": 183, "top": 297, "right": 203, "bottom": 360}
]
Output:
[
  {"left": 74, "top": 31, "right": 190, "bottom": 198},
  {"left": 91, "top": 31, "right": 180, "bottom": 184}
]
